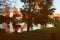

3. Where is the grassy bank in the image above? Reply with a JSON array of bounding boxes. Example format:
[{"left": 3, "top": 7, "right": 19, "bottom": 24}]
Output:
[{"left": 0, "top": 27, "right": 60, "bottom": 40}]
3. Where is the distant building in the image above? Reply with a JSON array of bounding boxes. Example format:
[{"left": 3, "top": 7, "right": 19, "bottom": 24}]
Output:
[
  {"left": 0, "top": 0, "right": 6, "bottom": 16},
  {"left": 49, "top": 14, "right": 60, "bottom": 21}
]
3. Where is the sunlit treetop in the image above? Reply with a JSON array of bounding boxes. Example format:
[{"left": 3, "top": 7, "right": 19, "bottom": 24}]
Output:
[{"left": 13, "top": 6, "right": 19, "bottom": 14}]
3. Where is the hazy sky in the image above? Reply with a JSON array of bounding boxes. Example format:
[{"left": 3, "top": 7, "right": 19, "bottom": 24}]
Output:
[
  {"left": 10, "top": 0, "right": 60, "bottom": 14},
  {"left": 53, "top": 0, "right": 60, "bottom": 14}
]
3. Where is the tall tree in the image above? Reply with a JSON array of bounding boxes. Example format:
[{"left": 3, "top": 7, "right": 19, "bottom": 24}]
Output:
[
  {"left": 21, "top": 0, "right": 55, "bottom": 31},
  {"left": 38, "top": 0, "right": 55, "bottom": 27}
]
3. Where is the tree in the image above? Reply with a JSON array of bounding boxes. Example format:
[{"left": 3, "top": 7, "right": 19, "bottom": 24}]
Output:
[
  {"left": 4, "top": 16, "right": 12, "bottom": 24},
  {"left": 38, "top": 0, "right": 55, "bottom": 27},
  {"left": 12, "top": 7, "right": 23, "bottom": 32},
  {"left": 21, "top": 0, "right": 55, "bottom": 31},
  {"left": 5, "top": 5, "right": 10, "bottom": 16},
  {"left": 0, "top": 15, "right": 5, "bottom": 24}
]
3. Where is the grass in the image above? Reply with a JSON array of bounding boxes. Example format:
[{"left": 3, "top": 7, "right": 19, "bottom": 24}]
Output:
[
  {"left": 0, "top": 27, "right": 60, "bottom": 40},
  {"left": 51, "top": 20, "right": 60, "bottom": 28}
]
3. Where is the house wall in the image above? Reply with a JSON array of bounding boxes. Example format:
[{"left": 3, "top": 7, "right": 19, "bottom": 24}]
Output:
[{"left": 49, "top": 14, "right": 60, "bottom": 21}]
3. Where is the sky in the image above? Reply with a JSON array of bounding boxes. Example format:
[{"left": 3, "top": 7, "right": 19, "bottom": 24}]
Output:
[
  {"left": 9, "top": 0, "right": 60, "bottom": 14},
  {"left": 53, "top": 0, "right": 60, "bottom": 14}
]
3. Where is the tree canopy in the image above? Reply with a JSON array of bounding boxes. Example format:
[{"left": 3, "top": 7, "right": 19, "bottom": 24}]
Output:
[{"left": 21, "top": 0, "right": 55, "bottom": 31}]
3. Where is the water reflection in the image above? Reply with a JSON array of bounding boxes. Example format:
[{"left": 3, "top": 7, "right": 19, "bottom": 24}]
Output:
[{"left": 0, "top": 22, "right": 54, "bottom": 33}]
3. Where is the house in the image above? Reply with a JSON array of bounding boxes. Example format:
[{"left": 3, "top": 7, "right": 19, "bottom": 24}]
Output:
[{"left": 49, "top": 14, "right": 60, "bottom": 21}]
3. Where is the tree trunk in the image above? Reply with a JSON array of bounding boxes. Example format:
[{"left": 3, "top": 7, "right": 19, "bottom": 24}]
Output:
[
  {"left": 27, "top": 25, "right": 30, "bottom": 32},
  {"left": 41, "top": 24, "right": 46, "bottom": 28},
  {"left": 27, "top": 21, "right": 32, "bottom": 32},
  {"left": 27, "top": 21, "right": 31, "bottom": 32}
]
